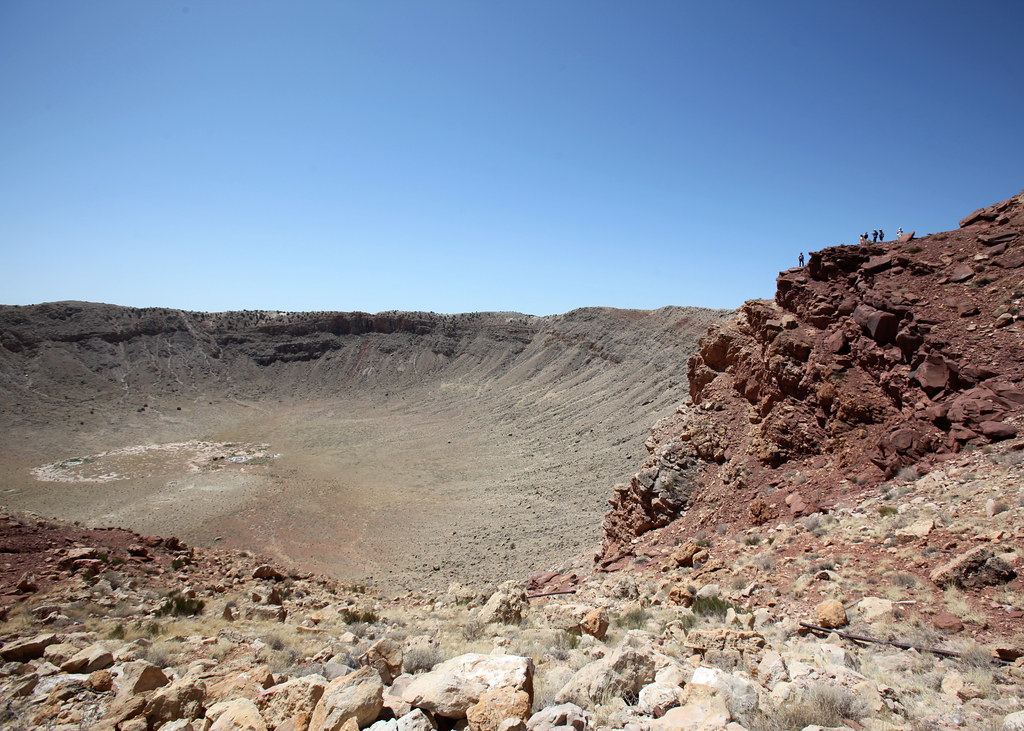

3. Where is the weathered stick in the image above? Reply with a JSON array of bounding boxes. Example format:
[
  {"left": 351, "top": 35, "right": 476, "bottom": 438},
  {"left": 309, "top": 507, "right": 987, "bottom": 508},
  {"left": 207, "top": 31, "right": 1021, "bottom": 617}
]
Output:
[
  {"left": 799, "top": 622, "right": 1010, "bottom": 665},
  {"left": 526, "top": 590, "right": 577, "bottom": 599}
]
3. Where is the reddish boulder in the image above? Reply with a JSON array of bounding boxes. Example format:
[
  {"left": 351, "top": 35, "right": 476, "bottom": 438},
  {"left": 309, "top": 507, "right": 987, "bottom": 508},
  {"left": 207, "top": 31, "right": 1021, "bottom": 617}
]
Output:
[
  {"left": 933, "top": 612, "right": 964, "bottom": 632},
  {"left": 852, "top": 304, "right": 900, "bottom": 344},
  {"left": 915, "top": 354, "right": 953, "bottom": 394},
  {"left": 979, "top": 421, "right": 1017, "bottom": 440}
]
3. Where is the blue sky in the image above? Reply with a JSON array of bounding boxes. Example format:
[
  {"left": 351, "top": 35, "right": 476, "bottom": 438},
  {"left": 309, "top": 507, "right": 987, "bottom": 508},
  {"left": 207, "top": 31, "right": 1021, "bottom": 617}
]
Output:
[{"left": 2, "top": 1, "right": 1022, "bottom": 315}]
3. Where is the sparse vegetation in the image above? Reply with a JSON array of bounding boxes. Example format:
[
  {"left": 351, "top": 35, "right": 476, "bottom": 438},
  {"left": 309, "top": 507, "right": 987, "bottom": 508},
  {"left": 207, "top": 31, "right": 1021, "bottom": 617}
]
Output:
[
  {"left": 691, "top": 595, "right": 732, "bottom": 618},
  {"left": 614, "top": 607, "right": 650, "bottom": 629},
  {"left": 156, "top": 591, "right": 205, "bottom": 617}
]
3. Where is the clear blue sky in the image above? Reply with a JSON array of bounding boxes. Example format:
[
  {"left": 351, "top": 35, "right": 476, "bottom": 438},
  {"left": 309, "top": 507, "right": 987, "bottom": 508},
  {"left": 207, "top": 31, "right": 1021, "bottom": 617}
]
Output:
[{"left": 2, "top": 1, "right": 1022, "bottom": 315}]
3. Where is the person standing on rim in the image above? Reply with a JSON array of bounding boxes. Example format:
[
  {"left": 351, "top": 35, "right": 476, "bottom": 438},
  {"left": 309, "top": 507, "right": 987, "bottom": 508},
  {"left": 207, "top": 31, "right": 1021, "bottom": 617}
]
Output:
[{"left": 798, "top": 252, "right": 805, "bottom": 266}]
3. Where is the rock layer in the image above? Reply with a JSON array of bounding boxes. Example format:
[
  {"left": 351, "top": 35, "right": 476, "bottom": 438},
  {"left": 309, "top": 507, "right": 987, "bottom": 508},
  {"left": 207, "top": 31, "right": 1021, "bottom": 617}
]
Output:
[{"left": 602, "top": 191, "right": 1024, "bottom": 560}]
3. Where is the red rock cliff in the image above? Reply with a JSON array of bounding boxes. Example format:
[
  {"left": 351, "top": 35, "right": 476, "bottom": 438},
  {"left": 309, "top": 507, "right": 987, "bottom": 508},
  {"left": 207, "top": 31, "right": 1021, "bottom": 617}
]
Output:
[{"left": 601, "top": 192, "right": 1024, "bottom": 563}]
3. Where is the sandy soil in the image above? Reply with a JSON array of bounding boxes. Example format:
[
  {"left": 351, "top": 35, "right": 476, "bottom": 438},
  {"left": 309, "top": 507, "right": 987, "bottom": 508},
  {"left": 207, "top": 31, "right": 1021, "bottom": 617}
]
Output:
[{"left": 0, "top": 305, "right": 731, "bottom": 595}]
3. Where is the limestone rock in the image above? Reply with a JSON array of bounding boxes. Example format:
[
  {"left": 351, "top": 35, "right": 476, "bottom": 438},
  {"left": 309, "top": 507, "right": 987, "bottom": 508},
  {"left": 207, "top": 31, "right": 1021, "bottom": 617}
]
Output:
[
  {"left": 638, "top": 681, "right": 684, "bottom": 718},
  {"left": 207, "top": 665, "right": 276, "bottom": 704},
  {"left": 145, "top": 676, "right": 207, "bottom": 726},
  {"left": 466, "top": 687, "right": 532, "bottom": 731},
  {"left": 1003, "top": 710, "right": 1024, "bottom": 731},
  {"left": 555, "top": 633, "right": 657, "bottom": 708},
  {"left": 525, "top": 703, "right": 591, "bottom": 731},
  {"left": 397, "top": 708, "right": 436, "bottom": 731},
  {"left": 814, "top": 599, "right": 848, "bottom": 629},
  {"left": 895, "top": 518, "right": 933, "bottom": 542},
  {"left": 648, "top": 689, "right": 730, "bottom": 731},
  {"left": 309, "top": 666, "right": 385, "bottom": 730},
  {"left": 688, "top": 666, "right": 759, "bottom": 715},
  {"left": 0, "top": 633, "right": 58, "bottom": 662},
  {"left": 118, "top": 660, "right": 170, "bottom": 697},
  {"left": 255, "top": 674, "right": 328, "bottom": 730},
  {"left": 360, "top": 638, "right": 404, "bottom": 684},
  {"left": 855, "top": 597, "right": 894, "bottom": 623},
  {"left": 207, "top": 698, "right": 269, "bottom": 731},
  {"left": 579, "top": 608, "right": 609, "bottom": 640},
  {"left": 402, "top": 653, "right": 533, "bottom": 719},
  {"left": 479, "top": 581, "right": 529, "bottom": 625},
  {"left": 61, "top": 642, "right": 114, "bottom": 673}
]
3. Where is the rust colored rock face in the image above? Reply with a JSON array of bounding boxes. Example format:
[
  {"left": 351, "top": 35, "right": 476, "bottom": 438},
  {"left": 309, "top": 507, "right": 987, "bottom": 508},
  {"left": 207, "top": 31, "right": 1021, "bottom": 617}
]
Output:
[{"left": 600, "top": 191, "right": 1024, "bottom": 561}]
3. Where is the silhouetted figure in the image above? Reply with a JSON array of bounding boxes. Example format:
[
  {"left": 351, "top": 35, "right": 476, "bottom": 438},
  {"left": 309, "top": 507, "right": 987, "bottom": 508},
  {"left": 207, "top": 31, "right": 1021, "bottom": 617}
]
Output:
[
  {"left": 798, "top": 252, "right": 805, "bottom": 266},
  {"left": 872, "top": 229, "right": 878, "bottom": 242},
  {"left": 860, "top": 232, "right": 869, "bottom": 244},
  {"left": 879, "top": 228, "right": 885, "bottom": 241},
  {"left": 897, "top": 227, "right": 903, "bottom": 238}
]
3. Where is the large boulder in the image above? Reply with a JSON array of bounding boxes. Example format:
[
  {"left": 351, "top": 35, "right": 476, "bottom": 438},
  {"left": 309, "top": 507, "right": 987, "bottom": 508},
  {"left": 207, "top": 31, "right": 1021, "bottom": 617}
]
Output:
[
  {"left": 360, "top": 638, "right": 404, "bottom": 684},
  {"left": 61, "top": 643, "right": 114, "bottom": 673},
  {"left": 525, "top": 703, "right": 591, "bottom": 731},
  {"left": 930, "top": 546, "right": 1017, "bottom": 589},
  {"left": 814, "top": 599, "right": 847, "bottom": 629},
  {"left": 118, "top": 660, "right": 170, "bottom": 697},
  {"left": 255, "top": 674, "right": 328, "bottom": 730},
  {"left": 0, "top": 633, "right": 58, "bottom": 662},
  {"left": 478, "top": 581, "right": 529, "bottom": 625},
  {"left": 396, "top": 708, "right": 436, "bottom": 731},
  {"left": 144, "top": 676, "right": 207, "bottom": 726},
  {"left": 402, "top": 653, "right": 534, "bottom": 719},
  {"left": 207, "top": 698, "right": 269, "bottom": 731},
  {"left": 466, "top": 687, "right": 532, "bottom": 731},
  {"left": 310, "top": 666, "right": 385, "bottom": 730},
  {"left": 555, "top": 633, "right": 658, "bottom": 708}
]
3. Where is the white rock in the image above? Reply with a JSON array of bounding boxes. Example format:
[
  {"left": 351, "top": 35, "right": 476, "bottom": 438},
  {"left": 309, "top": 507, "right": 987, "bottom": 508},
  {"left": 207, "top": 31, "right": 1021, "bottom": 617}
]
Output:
[
  {"left": 397, "top": 708, "right": 437, "bottom": 731},
  {"left": 402, "top": 653, "right": 533, "bottom": 719},
  {"left": 309, "top": 666, "right": 385, "bottom": 730}
]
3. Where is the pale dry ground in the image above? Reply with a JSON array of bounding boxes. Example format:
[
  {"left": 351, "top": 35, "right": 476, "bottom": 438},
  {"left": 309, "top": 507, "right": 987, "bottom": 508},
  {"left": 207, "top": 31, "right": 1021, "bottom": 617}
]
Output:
[
  {"left": 0, "top": 385, "right": 649, "bottom": 596},
  {"left": 0, "top": 305, "right": 730, "bottom": 595}
]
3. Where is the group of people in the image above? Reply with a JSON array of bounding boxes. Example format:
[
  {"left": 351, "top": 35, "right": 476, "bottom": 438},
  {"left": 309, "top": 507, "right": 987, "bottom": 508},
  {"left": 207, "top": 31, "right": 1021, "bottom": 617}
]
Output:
[
  {"left": 798, "top": 226, "right": 904, "bottom": 267},
  {"left": 859, "top": 227, "right": 903, "bottom": 244}
]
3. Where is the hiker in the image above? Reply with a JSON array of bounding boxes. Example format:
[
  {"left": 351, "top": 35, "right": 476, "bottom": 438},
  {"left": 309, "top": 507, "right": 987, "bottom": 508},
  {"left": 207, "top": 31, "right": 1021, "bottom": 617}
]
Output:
[
  {"left": 897, "top": 227, "right": 903, "bottom": 238},
  {"left": 872, "top": 229, "right": 878, "bottom": 242},
  {"left": 860, "top": 232, "right": 868, "bottom": 244},
  {"left": 879, "top": 228, "right": 885, "bottom": 241},
  {"left": 798, "top": 252, "right": 805, "bottom": 266}
]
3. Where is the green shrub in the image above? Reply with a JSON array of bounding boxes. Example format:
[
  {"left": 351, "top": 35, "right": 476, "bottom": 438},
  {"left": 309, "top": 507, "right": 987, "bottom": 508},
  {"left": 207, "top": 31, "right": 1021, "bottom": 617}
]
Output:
[
  {"left": 691, "top": 596, "right": 732, "bottom": 618},
  {"left": 156, "top": 591, "right": 205, "bottom": 617},
  {"left": 877, "top": 505, "right": 898, "bottom": 516},
  {"left": 615, "top": 607, "right": 650, "bottom": 629},
  {"left": 339, "top": 608, "right": 380, "bottom": 624}
]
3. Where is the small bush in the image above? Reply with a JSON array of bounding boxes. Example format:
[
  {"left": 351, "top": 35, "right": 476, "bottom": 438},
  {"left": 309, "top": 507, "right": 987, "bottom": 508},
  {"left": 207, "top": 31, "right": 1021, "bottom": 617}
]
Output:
[
  {"left": 877, "top": 505, "right": 898, "bottom": 516},
  {"left": 754, "top": 682, "right": 867, "bottom": 730},
  {"left": 678, "top": 613, "right": 699, "bottom": 631},
  {"left": 691, "top": 596, "right": 732, "bottom": 618},
  {"left": 404, "top": 645, "right": 444, "bottom": 674},
  {"left": 156, "top": 591, "right": 204, "bottom": 617},
  {"left": 615, "top": 607, "right": 650, "bottom": 629},
  {"left": 171, "top": 557, "right": 188, "bottom": 570},
  {"left": 743, "top": 534, "right": 763, "bottom": 546},
  {"left": 339, "top": 608, "right": 379, "bottom": 624},
  {"left": 462, "top": 618, "right": 487, "bottom": 641},
  {"left": 892, "top": 572, "right": 918, "bottom": 588}
]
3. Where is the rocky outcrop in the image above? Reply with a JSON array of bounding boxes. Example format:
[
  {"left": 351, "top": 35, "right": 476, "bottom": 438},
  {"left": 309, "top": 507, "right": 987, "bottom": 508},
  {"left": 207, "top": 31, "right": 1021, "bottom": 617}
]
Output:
[{"left": 602, "top": 191, "right": 1024, "bottom": 561}]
